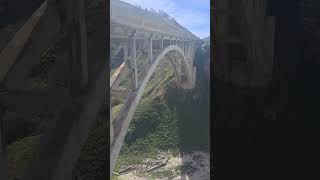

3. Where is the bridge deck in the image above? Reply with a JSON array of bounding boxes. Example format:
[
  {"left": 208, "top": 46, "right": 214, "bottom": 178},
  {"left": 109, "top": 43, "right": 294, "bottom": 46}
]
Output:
[{"left": 111, "top": 0, "right": 200, "bottom": 41}]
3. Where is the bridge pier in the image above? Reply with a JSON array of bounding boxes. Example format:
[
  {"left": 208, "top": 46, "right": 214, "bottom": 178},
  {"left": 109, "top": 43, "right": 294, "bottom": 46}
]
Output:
[
  {"left": 131, "top": 33, "right": 138, "bottom": 89},
  {"left": 148, "top": 34, "right": 153, "bottom": 64},
  {"left": 182, "top": 41, "right": 184, "bottom": 54},
  {"left": 69, "top": 0, "right": 89, "bottom": 93},
  {"left": 184, "top": 41, "right": 187, "bottom": 56},
  {"left": 160, "top": 35, "right": 164, "bottom": 49},
  {"left": 110, "top": 106, "right": 114, "bottom": 144},
  {"left": 124, "top": 44, "right": 128, "bottom": 64},
  {"left": 187, "top": 42, "right": 189, "bottom": 57},
  {"left": 189, "top": 42, "right": 191, "bottom": 58}
]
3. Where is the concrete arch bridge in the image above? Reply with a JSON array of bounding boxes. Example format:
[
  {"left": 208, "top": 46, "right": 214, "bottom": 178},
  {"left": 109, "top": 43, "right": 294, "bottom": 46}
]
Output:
[{"left": 110, "top": 0, "right": 203, "bottom": 174}]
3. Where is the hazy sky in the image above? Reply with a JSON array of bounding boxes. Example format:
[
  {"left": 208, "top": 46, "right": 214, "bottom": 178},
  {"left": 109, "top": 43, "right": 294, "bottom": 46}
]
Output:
[{"left": 121, "top": 0, "right": 210, "bottom": 39}]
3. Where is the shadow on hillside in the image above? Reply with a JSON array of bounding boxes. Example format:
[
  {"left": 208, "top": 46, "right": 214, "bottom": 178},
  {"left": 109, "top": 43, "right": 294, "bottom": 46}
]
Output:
[{"left": 165, "top": 62, "right": 210, "bottom": 179}]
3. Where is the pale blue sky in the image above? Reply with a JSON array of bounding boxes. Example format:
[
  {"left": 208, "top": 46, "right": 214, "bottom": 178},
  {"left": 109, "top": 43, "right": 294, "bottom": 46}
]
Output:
[{"left": 121, "top": 0, "right": 210, "bottom": 39}]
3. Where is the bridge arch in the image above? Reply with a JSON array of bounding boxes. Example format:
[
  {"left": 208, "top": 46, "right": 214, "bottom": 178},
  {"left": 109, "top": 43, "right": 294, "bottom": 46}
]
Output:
[
  {"left": 133, "top": 45, "right": 193, "bottom": 106},
  {"left": 142, "top": 45, "right": 192, "bottom": 89},
  {"left": 110, "top": 45, "right": 194, "bottom": 172}
]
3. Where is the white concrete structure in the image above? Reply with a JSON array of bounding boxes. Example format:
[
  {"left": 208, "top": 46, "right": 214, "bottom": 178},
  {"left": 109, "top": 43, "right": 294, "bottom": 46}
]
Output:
[{"left": 110, "top": 0, "right": 202, "bottom": 175}]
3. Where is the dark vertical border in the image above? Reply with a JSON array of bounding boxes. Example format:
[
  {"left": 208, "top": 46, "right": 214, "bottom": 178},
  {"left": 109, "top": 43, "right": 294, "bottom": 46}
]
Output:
[
  {"left": 105, "top": 0, "right": 111, "bottom": 178},
  {"left": 210, "top": 0, "right": 215, "bottom": 178}
]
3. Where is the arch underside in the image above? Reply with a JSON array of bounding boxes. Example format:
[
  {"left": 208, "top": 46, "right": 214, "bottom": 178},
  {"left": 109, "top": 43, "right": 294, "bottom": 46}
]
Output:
[
  {"left": 145, "top": 45, "right": 192, "bottom": 89},
  {"left": 110, "top": 45, "right": 194, "bottom": 173}
]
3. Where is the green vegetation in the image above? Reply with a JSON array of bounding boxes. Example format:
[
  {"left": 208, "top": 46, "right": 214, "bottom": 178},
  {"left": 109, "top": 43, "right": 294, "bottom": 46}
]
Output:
[
  {"left": 28, "top": 0, "right": 106, "bottom": 89},
  {"left": 118, "top": 75, "right": 130, "bottom": 89},
  {"left": 113, "top": 47, "right": 210, "bottom": 179},
  {"left": 112, "top": 103, "right": 124, "bottom": 119},
  {"left": 7, "top": 135, "right": 42, "bottom": 180},
  {"left": 85, "top": 0, "right": 106, "bottom": 35},
  {"left": 6, "top": 1, "right": 108, "bottom": 179},
  {"left": 146, "top": 169, "right": 178, "bottom": 179},
  {"left": 6, "top": 118, "right": 107, "bottom": 180},
  {"left": 114, "top": 63, "right": 179, "bottom": 172},
  {"left": 116, "top": 97, "right": 179, "bottom": 165},
  {"left": 181, "top": 161, "right": 197, "bottom": 174},
  {"left": 29, "top": 38, "right": 61, "bottom": 88},
  {"left": 142, "top": 63, "right": 175, "bottom": 98},
  {"left": 111, "top": 41, "right": 121, "bottom": 60},
  {"left": 73, "top": 118, "right": 107, "bottom": 180}
]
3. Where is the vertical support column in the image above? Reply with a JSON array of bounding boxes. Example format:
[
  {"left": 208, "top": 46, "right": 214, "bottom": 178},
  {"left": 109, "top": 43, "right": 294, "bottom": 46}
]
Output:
[
  {"left": 182, "top": 41, "right": 184, "bottom": 49},
  {"left": 69, "top": 0, "right": 88, "bottom": 93},
  {"left": 191, "top": 42, "right": 194, "bottom": 59},
  {"left": 186, "top": 41, "right": 188, "bottom": 54},
  {"left": 110, "top": 106, "right": 114, "bottom": 144},
  {"left": 78, "top": 0, "right": 88, "bottom": 88},
  {"left": 185, "top": 41, "right": 188, "bottom": 58},
  {"left": 189, "top": 41, "right": 192, "bottom": 65},
  {"left": 189, "top": 42, "right": 191, "bottom": 60},
  {"left": 189, "top": 41, "right": 191, "bottom": 58},
  {"left": 181, "top": 41, "right": 183, "bottom": 52},
  {"left": 132, "top": 33, "right": 138, "bottom": 90},
  {"left": 189, "top": 41, "right": 191, "bottom": 57},
  {"left": 187, "top": 41, "right": 190, "bottom": 67},
  {"left": 123, "top": 44, "right": 128, "bottom": 63},
  {"left": 186, "top": 42, "right": 188, "bottom": 55},
  {"left": 189, "top": 41, "right": 193, "bottom": 58},
  {"left": 189, "top": 41, "right": 192, "bottom": 58},
  {"left": 160, "top": 35, "right": 164, "bottom": 49},
  {"left": 193, "top": 42, "right": 195, "bottom": 58},
  {"left": 148, "top": 34, "right": 153, "bottom": 64}
]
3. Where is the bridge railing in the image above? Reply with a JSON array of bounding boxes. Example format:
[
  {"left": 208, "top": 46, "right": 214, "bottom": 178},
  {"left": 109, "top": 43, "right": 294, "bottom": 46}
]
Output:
[{"left": 110, "top": 0, "right": 198, "bottom": 41}]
